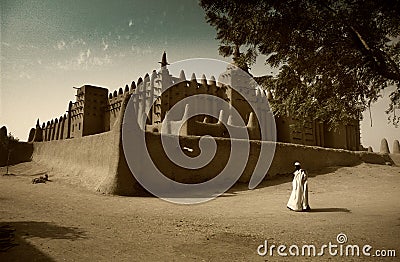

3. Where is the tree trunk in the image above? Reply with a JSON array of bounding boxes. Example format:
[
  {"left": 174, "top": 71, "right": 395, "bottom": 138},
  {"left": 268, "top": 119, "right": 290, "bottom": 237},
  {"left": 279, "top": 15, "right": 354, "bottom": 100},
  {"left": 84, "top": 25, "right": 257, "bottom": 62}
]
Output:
[{"left": 6, "top": 149, "right": 10, "bottom": 175}]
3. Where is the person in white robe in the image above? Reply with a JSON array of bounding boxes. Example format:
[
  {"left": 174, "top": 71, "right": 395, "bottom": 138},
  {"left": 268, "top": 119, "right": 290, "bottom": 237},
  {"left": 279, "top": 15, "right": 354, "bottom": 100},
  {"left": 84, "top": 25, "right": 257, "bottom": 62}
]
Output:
[{"left": 287, "top": 162, "right": 311, "bottom": 211}]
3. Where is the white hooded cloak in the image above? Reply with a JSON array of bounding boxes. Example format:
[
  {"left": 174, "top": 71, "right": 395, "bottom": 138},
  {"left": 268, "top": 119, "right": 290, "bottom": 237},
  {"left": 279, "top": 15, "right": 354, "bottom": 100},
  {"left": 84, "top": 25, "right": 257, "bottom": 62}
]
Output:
[{"left": 287, "top": 169, "right": 309, "bottom": 211}]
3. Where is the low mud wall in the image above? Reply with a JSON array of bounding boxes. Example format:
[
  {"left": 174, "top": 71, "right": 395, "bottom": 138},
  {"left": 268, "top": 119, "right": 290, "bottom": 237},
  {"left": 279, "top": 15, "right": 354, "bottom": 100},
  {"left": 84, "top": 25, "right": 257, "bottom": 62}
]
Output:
[
  {"left": 32, "top": 131, "right": 118, "bottom": 191},
  {"left": 29, "top": 130, "right": 394, "bottom": 196},
  {"left": 145, "top": 134, "right": 392, "bottom": 184}
]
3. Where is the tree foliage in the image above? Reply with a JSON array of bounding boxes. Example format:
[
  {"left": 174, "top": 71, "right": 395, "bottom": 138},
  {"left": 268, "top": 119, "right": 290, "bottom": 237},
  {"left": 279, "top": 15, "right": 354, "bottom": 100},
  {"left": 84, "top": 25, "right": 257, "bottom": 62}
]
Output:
[
  {"left": 200, "top": 0, "right": 400, "bottom": 127},
  {"left": 0, "top": 132, "right": 19, "bottom": 175}
]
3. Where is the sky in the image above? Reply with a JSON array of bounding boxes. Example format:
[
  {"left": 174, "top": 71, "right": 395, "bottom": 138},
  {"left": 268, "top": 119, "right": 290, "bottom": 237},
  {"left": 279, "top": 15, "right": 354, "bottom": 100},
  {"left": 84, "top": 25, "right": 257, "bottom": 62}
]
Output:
[{"left": 0, "top": 0, "right": 398, "bottom": 151}]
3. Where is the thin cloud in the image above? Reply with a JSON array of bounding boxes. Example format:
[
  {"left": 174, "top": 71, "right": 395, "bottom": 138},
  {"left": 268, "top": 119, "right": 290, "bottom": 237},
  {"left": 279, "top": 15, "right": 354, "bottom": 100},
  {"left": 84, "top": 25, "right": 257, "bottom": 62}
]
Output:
[
  {"left": 92, "top": 54, "right": 112, "bottom": 66},
  {"left": 130, "top": 45, "right": 153, "bottom": 55},
  {"left": 54, "top": 38, "right": 86, "bottom": 50},
  {"left": 57, "top": 49, "right": 112, "bottom": 70},
  {"left": 70, "top": 38, "right": 86, "bottom": 48},
  {"left": 77, "top": 51, "right": 86, "bottom": 65}
]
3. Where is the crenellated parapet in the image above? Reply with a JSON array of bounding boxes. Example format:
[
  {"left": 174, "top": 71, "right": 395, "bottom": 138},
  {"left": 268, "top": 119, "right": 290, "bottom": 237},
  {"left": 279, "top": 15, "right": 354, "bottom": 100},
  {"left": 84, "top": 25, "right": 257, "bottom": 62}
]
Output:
[
  {"left": 106, "top": 80, "right": 135, "bottom": 130},
  {"left": 30, "top": 115, "right": 63, "bottom": 142},
  {"left": 28, "top": 51, "right": 273, "bottom": 143}
]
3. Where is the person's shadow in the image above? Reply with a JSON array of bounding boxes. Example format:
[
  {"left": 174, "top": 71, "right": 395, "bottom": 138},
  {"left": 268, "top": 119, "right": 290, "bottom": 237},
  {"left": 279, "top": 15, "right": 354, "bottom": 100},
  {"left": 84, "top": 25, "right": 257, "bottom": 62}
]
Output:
[{"left": 307, "top": 208, "right": 351, "bottom": 213}]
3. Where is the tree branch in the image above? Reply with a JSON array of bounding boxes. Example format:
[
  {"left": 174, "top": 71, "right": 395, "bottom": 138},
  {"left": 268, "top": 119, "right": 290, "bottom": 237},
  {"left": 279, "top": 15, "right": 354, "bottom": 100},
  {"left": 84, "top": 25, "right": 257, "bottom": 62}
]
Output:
[{"left": 318, "top": 1, "right": 400, "bottom": 82}]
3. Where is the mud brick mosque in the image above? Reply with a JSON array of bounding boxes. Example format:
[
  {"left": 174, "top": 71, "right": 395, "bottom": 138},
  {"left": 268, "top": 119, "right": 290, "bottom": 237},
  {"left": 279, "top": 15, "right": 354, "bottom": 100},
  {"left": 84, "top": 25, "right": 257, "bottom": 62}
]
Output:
[{"left": 27, "top": 52, "right": 361, "bottom": 151}]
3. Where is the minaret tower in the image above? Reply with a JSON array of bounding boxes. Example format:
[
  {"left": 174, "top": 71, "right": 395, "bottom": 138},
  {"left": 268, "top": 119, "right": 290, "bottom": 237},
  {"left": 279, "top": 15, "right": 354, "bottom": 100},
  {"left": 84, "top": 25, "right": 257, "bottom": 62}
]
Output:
[{"left": 159, "top": 51, "right": 170, "bottom": 70}]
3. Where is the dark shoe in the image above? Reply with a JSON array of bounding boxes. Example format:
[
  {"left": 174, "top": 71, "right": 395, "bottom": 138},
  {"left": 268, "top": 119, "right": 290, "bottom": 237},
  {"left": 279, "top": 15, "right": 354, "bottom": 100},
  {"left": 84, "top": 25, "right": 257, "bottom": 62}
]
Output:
[{"left": 303, "top": 206, "right": 311, "bottom": 212}]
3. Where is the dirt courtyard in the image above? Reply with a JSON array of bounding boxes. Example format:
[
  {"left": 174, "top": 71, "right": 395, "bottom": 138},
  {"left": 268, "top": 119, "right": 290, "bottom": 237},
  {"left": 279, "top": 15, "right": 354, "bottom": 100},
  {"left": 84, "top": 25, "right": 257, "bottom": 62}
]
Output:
[{"left": 0, "top": 162, "right": 399, "bottom": 261}]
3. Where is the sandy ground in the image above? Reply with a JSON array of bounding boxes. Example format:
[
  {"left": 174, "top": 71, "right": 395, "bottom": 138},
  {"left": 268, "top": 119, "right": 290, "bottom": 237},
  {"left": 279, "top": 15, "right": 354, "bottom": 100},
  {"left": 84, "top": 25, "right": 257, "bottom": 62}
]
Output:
[{"left": 0, "top": 161, "right": 399, "bottom": 261}]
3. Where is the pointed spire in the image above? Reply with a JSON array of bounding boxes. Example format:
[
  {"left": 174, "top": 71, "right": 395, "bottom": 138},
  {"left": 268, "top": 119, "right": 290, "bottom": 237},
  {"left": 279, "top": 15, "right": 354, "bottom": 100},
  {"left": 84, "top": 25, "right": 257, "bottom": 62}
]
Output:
[
  {"left": 393, "top": 140, "right": 400, "bottom": 154},
  {"left": 151, "top": 70, "right": 157, "bottom": 86},
  {"left": 151, "top": 70, "right": 157, "bottom": 79},
  {"left": 143, "top": 74, "right": 150, "bottom": 84},
  {"left": 0, "top": 126, "right": 7, "bottom": 140},
  {"left": 380, "top": 138, "right": 390, "bottom": 154},
  {"left": 179, "top": 70, "right": 186, "bottom": 81},
  {"left": 109, "top": 93, "right": 113, "bottom": 99},
  {"left": 189, "top": 73, "right": 198, "bottom": 91},
  {"left": 201, "top": 74, "right": 207, "bottom": 85},
  {"left": 209, "top": 75, "right": 216, "bottom": 85},
  {"left": 182, "top": 104, "right": 190, "bottom": 121},
  {"left": 36, "top": 118, "right": 40, "bottom": 128},
  {"left": 130, "top": 81, "right": 136, "bottom": 90},
  {"left": 247, "top": 112, "right": 257, "bottom": 128},
  {"left": 113, "top": 90, "right": 118, "bottom": 97},
  {"left": 191, "top": 73, "right": 197, "bottom": 82},
  {"left": 118, "top": 88, "right": 123, "bottom": 95},
  {"left": 137, "top": 77, "right": 143, "bottom": 86},
  {"left": 227, "top": 115, "right": 233, "bottom": 125},
  {"left": 42, "top": 123, "right": 45, "bottom": 129},
  {"left": 142, "top": 74, "right": 149, "bottom": 93},
  {"left": 218, "top": 110, "right": 226, "bottom": 124},
  {"left": 158, "top": 51, "right": 170, "bottom": 69},
  {"left": 125, "top": 84, "right": 129, "bottom": 93},
  {"left": 28, "top": 128, "right": 35, "bottom": 142}
]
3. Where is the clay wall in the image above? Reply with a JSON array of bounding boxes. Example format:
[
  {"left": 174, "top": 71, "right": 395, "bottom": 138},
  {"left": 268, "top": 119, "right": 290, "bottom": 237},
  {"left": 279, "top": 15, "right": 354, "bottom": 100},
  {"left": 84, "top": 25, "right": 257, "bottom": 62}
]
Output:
[{"left": 28, "top": 130, "right": 394, "bottom": 196}]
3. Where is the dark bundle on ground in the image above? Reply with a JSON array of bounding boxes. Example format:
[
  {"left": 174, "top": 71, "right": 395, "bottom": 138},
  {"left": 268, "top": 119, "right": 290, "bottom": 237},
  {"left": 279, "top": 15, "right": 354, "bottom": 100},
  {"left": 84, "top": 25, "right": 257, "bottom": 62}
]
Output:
[{"left": 32, "top": 174, "right": 49, "bottom": 184}]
